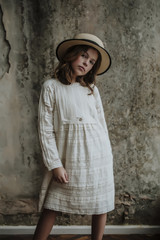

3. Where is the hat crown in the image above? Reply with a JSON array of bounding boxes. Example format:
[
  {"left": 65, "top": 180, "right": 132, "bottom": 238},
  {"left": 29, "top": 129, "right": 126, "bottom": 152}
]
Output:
[{"left": 74, "top": 33, "right": 104, "bottom": 48}]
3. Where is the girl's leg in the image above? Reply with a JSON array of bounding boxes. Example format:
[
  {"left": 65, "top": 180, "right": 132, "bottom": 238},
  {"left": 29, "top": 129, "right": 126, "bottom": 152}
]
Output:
[
  {"left": 32, "top": 208, "right": 57, "bottom": 240},
  {"left": 91, "top": 213, "right": 107, "bottom": 240}
]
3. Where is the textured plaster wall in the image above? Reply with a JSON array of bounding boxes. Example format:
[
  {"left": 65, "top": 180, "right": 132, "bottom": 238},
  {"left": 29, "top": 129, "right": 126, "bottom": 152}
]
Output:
[{"left": 0, "top": 0, "right": 160, "bottom": 226}]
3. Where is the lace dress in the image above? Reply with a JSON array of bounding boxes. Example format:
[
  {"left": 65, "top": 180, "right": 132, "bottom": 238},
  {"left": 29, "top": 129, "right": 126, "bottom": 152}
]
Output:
[{"left": 38, "top": 79, "right": 114, "bottom": 214}]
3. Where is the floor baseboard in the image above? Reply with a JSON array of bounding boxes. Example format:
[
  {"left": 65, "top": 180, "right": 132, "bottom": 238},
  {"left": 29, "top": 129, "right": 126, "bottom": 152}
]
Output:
[{"left": 0, "top": 225, "right": 160, "bottom": 235}]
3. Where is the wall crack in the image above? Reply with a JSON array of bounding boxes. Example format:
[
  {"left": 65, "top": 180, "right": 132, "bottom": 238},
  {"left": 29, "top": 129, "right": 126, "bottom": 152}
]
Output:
[{"left": 0, "top": 4, "right": 11, "bottom": 79}]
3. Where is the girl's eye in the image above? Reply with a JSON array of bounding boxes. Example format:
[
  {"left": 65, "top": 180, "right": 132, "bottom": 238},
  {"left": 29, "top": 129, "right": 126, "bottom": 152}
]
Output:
[
  {"left": 81, "top": 53, "right": 87, "bottom": 58},
  {"left": 90, "top": 60, "right": 95, "bottom": 65}
]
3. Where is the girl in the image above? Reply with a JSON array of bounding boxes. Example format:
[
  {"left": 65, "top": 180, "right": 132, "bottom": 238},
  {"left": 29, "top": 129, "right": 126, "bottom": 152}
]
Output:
[{"left": 33, "top": 33, "right": 114, "bottom": 240}]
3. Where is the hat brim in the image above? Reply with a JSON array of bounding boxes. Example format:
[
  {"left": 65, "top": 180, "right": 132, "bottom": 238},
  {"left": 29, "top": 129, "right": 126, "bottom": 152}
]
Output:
[{"left": 56, "top": 39, "right": 111, "bottom": 75}]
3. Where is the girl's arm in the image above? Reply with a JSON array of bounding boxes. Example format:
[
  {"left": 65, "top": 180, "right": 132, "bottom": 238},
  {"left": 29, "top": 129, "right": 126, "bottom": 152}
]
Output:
[
  {"left": 93, "top": 86, "right": 113, "bottom": 154},
  {"left": 93, "top": 86, "right": 109, "bottom": 134},
  {"left": 38, "top": 80, "right": 63, "bottom": 171}
]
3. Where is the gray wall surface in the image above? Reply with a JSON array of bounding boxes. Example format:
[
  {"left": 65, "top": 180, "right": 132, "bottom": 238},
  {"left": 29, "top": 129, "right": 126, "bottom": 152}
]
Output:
[{"left": 0, "top": 0, "right": 160, "bottom": 225}]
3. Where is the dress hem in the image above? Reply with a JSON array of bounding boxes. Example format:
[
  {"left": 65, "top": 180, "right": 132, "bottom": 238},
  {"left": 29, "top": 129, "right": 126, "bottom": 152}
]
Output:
[{"left": 43, "top": 204, "right": 115, "bottom": 215}]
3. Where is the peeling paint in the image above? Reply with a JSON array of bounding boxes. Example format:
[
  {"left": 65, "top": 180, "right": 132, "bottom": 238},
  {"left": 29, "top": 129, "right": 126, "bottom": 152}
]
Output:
[{"left": 0, "top": 4, "right": 11, "bottom": 78}]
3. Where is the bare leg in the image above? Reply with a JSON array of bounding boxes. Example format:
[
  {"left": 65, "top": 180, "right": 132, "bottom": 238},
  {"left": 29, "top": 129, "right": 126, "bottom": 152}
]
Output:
[
  {"left": 32, "top": 208, "right": 57, "bottom": 240},
  {"left": 91, "top": 213, "right": 107, "bottom": 240}
]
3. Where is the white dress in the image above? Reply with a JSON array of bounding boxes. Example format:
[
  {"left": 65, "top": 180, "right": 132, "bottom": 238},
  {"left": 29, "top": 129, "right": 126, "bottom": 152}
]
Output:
[{"left": 38, "top": 79, "right": 114, "bottom": 215}]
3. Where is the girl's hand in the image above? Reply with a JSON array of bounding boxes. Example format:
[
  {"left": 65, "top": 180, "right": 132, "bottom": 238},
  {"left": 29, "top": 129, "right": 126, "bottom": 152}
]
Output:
[{"left": 52, "top": 167, "right": 69, "bottom": 184}]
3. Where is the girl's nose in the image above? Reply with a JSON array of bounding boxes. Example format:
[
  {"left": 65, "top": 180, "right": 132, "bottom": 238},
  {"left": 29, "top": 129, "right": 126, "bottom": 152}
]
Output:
[{"left": 83, "top": 59, "right": 88, "bottom": 66}]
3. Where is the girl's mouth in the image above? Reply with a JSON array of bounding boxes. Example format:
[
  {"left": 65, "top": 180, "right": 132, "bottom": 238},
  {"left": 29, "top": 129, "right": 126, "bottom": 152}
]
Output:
[{"left": 79, "top": 66, "right": 85, "bottom": 72}]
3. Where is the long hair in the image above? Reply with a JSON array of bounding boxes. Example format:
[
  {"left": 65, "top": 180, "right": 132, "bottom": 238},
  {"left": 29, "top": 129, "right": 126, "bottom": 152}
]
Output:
[{"left": 54, "top": 45, "right": 101, "bottom": 94}]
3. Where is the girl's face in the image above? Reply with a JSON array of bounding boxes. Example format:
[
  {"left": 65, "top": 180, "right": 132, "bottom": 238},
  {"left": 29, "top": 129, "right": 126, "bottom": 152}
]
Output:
[{"left": 71, "top": 48, "right": 98, "bottom": 79}]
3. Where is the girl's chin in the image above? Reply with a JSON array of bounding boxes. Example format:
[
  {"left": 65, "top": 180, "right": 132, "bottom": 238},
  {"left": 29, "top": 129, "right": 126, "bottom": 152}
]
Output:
[{"left": 73, "top": 73, "right": 85, "bottom": 78}]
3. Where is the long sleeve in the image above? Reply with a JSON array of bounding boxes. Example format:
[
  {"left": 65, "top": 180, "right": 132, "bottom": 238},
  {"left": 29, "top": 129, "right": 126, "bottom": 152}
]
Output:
[
  {"left": 93, "top": 86, "right": 113, "bottom": 157},
  {"left": 38, "top": 80, "right": 63, "bottom": 171},
  {"left": 93, "top": 86, "right": 110, "bottom": 135}
]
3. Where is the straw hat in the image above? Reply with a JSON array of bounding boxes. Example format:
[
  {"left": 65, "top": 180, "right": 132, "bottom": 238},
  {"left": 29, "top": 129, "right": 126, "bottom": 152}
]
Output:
[{"left": 56, "top": 33, "right": 111, "bottom": 75}]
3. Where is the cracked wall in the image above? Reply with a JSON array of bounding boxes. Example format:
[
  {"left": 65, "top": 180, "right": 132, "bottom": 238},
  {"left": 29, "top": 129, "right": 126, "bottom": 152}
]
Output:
[
  {"left": 0, "top": 5, "right": 10, "bottom": 78},
  {"left": 0, "top": 0, "right": 160, "bottom": 226}
]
